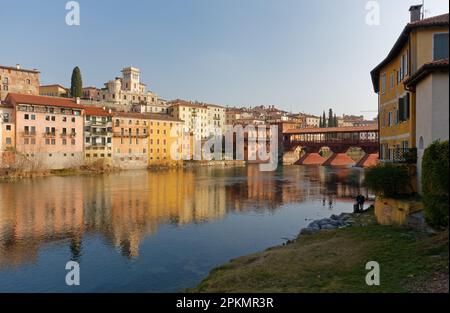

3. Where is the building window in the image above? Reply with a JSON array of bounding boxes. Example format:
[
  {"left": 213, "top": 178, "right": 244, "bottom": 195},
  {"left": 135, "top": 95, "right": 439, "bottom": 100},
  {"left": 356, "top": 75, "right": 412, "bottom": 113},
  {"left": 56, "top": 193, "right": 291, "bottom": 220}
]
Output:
[
  {"left": 381, "top": 73, "right": 386, "bottom": 94},
  {"left": 5, "top": 125, "right": 11, "bottom": 131},
  {"left": 25, "top": 114, "right": 30, "bottom": 120},
  {"left": 433, "top": 33, "right": 449, "bottom": 60},
  {"left": 388, "top": 112, "right": 393, "bottom": 126},
  {"left": 419, "top": 136, "right": 424, "bottom": 150}
]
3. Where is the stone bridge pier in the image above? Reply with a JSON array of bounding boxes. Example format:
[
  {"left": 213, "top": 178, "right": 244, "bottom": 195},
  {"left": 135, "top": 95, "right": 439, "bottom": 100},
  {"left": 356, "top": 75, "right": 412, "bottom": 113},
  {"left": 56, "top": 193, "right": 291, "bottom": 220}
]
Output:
[
  {"left": 296, "top": 146, "right": 326, "bottom": 165},
  {"left": 321, "top": 146, "right": 356, "bottom": 166}
]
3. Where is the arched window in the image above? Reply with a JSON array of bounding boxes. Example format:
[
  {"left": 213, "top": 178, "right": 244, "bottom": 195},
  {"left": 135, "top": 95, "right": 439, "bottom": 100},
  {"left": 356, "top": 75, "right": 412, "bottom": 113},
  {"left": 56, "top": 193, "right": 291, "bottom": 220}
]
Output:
[{"left": 419, "top": 136, "right": 424, "bottom": 150}]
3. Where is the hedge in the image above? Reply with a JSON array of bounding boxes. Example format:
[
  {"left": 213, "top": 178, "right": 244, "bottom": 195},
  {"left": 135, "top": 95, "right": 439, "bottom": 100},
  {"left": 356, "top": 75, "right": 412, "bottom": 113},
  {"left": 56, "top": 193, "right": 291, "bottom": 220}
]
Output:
[
  {"left": 422, "top": 141, "right": 449, "bottom": 228},
  {"left": 365, "top": 164, "right": 412, "bottom": 197}
]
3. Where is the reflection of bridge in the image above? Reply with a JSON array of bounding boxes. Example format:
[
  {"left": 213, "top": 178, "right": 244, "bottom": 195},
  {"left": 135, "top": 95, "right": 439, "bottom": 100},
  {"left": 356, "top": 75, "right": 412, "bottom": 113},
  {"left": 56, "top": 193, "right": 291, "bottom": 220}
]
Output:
[{"left": 283, "top": 126, "right": 379, "bottom": 167}]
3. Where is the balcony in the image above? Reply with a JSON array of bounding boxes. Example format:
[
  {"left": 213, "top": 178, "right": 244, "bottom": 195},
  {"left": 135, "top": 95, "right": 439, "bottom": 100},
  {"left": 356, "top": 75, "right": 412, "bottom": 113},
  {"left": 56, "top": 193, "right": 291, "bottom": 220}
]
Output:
[
  {"left": 21, "top": 132, "right": 37, "bottom": 137},
  {"left": 113, "top": 132, "right": 149, "bottom": 138},
  {"left": 43, "top": 132, "right": 56, "bottom": 138},
  {"left": 392, "top": 148, "right": 417, "bottom": 164}
]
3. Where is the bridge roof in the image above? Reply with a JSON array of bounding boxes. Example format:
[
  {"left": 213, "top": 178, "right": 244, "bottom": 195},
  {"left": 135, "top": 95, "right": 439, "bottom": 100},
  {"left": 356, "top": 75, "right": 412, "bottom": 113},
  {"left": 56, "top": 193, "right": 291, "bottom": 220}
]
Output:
[{"left": 284, "top": 125, "right": 378, "bottom": 134}]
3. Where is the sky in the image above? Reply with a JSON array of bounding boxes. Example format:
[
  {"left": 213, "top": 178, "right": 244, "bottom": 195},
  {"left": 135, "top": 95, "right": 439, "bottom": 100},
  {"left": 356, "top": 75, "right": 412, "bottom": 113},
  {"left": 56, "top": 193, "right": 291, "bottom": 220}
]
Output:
[{"left": 0, "top": 0, "right": 448, "bottom": 119}]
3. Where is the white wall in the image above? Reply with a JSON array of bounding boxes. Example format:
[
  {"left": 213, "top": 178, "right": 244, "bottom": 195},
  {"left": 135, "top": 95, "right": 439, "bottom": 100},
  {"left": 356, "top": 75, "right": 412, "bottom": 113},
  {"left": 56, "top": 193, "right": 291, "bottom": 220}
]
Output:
[{"left": 416, "top": 72, "right": 449, "bottom": 193}]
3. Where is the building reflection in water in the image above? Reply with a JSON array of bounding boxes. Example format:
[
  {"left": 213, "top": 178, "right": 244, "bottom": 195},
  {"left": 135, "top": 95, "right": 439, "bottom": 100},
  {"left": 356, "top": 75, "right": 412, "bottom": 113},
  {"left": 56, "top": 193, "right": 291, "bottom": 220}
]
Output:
[{"left": 0, "top": 165, "right": 368, "bottom": 267}]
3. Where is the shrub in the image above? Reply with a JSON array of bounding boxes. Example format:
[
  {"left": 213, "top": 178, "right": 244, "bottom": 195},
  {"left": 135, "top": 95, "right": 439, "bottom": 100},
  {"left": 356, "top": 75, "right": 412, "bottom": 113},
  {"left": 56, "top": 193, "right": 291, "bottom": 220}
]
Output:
[
  {"left": 365, "top": 164, "right": 412, "bottom": 197},
  {"left": 422, "top": 141, "right": 449, "bottom": 228}
]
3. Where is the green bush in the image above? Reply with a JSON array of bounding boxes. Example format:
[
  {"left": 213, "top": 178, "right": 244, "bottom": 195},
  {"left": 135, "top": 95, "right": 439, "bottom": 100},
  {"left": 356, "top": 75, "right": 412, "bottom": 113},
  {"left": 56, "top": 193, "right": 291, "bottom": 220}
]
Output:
[
  {"left": 365, "top": 164, "right": 412, "bottom": 197},
  {"left": 422, "top": 141, "right": 449, "bottom": 228}
]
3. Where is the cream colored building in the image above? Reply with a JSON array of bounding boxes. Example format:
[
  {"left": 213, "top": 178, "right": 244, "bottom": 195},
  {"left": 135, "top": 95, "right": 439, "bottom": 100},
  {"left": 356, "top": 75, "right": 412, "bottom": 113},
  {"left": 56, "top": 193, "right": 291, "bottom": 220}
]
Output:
[
  {"left": 168, "top": 100, "right": 226, "bottom": 139},
  {"left": 304, "top": 114, "right": 320, "bottom": 128},
  {"left": 82, "top": 67, "right": 163, "bottom": 113},
  {"left": 405, "top": 59, "right": 449, "bottom": 193}
]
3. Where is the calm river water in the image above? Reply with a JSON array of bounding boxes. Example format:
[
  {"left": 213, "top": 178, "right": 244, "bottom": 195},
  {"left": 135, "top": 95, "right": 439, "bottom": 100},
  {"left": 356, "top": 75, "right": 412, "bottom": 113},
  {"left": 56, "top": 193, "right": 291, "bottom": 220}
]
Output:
[{"left": 0, "top": 165, "right": 369, "bottom": 292}]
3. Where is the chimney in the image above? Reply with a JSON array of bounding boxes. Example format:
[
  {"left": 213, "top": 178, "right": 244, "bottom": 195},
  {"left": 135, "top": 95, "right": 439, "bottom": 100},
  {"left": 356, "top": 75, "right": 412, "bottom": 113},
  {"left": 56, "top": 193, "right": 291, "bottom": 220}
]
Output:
[
  {"left": 16, "top": 64, "right": 21, "bottom": 70},
  {"left": 409, "top": 5, "right": 423, "bottom": 23},
  {"left": 76, "top": 97, "right": 81, "bottom": 105}
]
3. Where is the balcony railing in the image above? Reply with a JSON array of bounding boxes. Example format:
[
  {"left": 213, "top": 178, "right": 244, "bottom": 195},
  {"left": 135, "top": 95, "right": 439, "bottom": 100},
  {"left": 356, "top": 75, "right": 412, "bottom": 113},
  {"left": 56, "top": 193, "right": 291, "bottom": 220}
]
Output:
[
  {"left": 43, "top": 132, "right": 56, "bottom": 138},
  {"left": 113, "top": 132, "right": 149, "bottom": 138},
  {"left": 392, "top": 148, "right": 417, "bottom": 164}
]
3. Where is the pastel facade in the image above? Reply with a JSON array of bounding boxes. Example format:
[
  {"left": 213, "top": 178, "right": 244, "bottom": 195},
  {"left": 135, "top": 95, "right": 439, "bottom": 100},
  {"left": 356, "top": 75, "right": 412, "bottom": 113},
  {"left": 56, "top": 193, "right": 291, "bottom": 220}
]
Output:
[
  {"left": 405, "top": 59, "right": 449, "bottom": 193},
  {"left": 371, "top": 8, "right": 448, "bottom": 162},
  {"left": 0, "top": 104, "right": 15, "bottom": 163},
  {"left": 84, "top": 106, "right": 113, "bottom": 163},
  {"left": 207, "top": 104, "right": 226, "bottom": 135},
  {"left": 0, "top": 65, "right": 40, "bottom": 101},
  {"left": 82, "top": 67, "right": 163, "bottom": 113},
  {"left": 6, "top": 93, "right": 85, "bottom": 169},
  {"left": 40, "top": 84, "right": 68, "bottom": 98},
  {"left": 304, "top": 115, "right": 320, "bottom": 128},
  {"left": 168, "top": 101, "right": 210, "bottom": 139},
  {"left": 147, "top": 114, "right": 184, "bottom": 166},
  {"left": 112, "top": 112, "right": 149, "bottom": 169}
]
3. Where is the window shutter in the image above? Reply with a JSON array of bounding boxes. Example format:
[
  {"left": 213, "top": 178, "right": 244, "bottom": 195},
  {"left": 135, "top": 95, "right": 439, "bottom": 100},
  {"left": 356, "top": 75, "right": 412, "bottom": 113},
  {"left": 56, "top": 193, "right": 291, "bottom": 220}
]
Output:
[
  {"left": 406, "top": 93, "right": 410, "bottom": 120},
  {"left": 398, "top": 97, "right": 405, "bottom": 121}
]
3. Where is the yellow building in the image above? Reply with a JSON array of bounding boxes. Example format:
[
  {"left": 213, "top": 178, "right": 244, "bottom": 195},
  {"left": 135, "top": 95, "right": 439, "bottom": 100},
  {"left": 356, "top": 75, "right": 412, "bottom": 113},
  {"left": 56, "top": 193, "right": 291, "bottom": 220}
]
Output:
[
  {"left": 370, "top": 6, "right": 448, "bottom": 162},
  {"left": 39, "top": 84, "right": 69, "bottom": 97},
  {"left": 147, "top": 113, "right": 184, "bottom": 166}
]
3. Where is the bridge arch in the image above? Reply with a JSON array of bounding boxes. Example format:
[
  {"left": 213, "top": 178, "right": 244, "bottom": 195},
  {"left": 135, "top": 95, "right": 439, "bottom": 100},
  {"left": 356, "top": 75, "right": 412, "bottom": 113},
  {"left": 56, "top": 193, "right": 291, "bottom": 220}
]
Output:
[{"left": 283, "top": 126, "right": 379, "bottom": 167}]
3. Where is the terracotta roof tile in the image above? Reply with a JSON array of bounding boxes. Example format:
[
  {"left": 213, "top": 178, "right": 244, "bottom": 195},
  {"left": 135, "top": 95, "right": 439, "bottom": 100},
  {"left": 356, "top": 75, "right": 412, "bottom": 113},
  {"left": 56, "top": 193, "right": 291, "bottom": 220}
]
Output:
[{"left": 6, "top": 93, "right": 85, "bottom": 109}]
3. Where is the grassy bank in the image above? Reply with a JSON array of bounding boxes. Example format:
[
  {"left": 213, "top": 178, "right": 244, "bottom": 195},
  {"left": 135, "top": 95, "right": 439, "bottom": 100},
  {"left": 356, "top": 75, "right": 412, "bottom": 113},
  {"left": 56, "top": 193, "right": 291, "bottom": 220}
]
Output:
[{"left": 191, "top": 210, "right": 448, "bottom": 293}]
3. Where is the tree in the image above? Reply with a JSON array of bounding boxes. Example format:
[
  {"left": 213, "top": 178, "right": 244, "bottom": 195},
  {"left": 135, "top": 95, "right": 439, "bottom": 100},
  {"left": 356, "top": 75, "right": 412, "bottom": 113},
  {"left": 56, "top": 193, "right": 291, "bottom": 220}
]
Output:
[
  {"left": 70, "top": 66, "right": 83, "bottom": 98},
  {"left": 319, "top": 116, "right": 323, "bottom": 128},
  {"left": 328, "top": 109, "right": 334, "bottom": 128},
  {"left": 334, "top": 114, "right": 338, "bottom": 128},
  {"left": 322, "top": 111, "right": 327, "bottom": 128}
]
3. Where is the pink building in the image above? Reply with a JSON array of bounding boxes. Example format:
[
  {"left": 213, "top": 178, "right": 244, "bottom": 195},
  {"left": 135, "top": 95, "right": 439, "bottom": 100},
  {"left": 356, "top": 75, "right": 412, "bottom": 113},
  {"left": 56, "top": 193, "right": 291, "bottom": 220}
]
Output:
[{"left": 6, "top": 93, "right": 85, "bottom": 169}]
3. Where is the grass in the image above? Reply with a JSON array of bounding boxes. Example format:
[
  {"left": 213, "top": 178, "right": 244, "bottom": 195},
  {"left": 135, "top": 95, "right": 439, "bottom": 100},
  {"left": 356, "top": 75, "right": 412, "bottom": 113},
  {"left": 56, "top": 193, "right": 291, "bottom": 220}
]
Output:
[{"left": 190, "top": 210, "right": 448, "bottom": 293}]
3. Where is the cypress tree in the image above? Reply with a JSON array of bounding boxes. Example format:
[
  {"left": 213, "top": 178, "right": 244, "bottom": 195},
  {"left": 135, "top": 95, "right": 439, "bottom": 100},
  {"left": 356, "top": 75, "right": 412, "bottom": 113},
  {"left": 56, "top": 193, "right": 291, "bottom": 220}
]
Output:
[
  {"left": 322, "top": 111, "right": 327, "bottom": 128},
  {"left": 334, "top": 114, "right": 338, "bottom": 127},
  {"left": 328, "top": 109, "right": 333, "bottom": 128},
  {"left": 70, "top": 66, "right": 83, "bottom": 98}
]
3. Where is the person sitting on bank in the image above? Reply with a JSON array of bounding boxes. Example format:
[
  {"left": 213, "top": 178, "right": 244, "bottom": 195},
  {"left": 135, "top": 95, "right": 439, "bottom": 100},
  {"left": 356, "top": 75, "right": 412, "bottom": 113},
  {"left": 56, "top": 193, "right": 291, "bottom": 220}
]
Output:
[{"left": 356, "top": 194, "right": 366, "bottom": 212}]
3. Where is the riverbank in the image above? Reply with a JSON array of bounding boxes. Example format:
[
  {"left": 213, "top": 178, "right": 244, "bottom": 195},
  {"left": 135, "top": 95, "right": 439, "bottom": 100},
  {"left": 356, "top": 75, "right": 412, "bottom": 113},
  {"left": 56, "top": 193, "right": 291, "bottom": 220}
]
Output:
[
  {"left": 0, "top": 163, "right": 119, "bottom": 180},
  {"left": 1, "top": 160, "right": 248, "bottom": 180},
  {"left": 190, "top": 208, "right": 449, "bottom": 293}
]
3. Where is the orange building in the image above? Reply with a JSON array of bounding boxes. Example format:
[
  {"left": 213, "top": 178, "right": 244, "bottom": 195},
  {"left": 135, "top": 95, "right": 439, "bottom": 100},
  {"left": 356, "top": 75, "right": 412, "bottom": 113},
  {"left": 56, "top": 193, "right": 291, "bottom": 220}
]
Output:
[
  {"left": 112, "top": 112, "right": 150, "bottom": 169},
  {"left": 147, "top": 114, "right": 184, "bottom": 166}
]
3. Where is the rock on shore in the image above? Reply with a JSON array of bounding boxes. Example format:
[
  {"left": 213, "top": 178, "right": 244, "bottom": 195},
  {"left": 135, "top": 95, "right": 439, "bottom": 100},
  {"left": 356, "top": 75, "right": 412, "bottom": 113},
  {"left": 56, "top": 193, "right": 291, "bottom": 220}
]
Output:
[{"left": 300, "top": 212, "right": 355, "bottom": 235}]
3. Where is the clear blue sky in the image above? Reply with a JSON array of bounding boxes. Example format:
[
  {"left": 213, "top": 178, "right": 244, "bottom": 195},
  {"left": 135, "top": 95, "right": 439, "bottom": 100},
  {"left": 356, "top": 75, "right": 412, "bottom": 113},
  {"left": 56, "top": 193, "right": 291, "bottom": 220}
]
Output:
[{"left": 0, "top": 0, "right": 448, "bottom": 118}]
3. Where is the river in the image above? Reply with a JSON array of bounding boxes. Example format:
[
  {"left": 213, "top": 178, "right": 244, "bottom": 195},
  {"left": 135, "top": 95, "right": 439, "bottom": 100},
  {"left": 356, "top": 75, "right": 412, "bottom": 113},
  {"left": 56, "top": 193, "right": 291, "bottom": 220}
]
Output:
[{"left": 0, "top": 165, "right": 369, "bottom": 292}]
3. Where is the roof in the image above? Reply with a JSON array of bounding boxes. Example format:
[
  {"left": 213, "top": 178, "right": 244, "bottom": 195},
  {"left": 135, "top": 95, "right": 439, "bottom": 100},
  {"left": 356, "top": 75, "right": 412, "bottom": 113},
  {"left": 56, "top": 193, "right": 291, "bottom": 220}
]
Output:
[
  {"left": 404, "top": 58, "right": 449, "bottom": 87},
  {"left": 0, "top": 65, "right": 40, "bottom": 74},
  {"left": 284, "top": 125, "right": 378, "bottom": 134},
  {"left": 112, "top": 111, "right": 183, "bottom": 122},
  {"left": 5, "top": 93, "right": 85, "bottom": 109},
  {"left": 370, "top": 13, "right": 449, "bottom": 93},
  {"left": 83, "top": 106, "right": 112, "bottom": 117},
  {"left": 168, "top": 100, "right": 207, "bottom": 109},
  {"left": 40, "top": 84, "right": 67, "bottom": 89}
]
